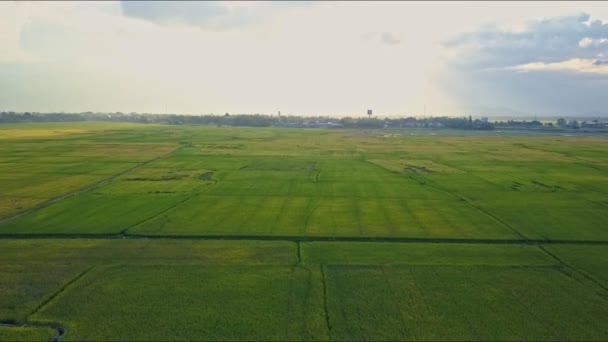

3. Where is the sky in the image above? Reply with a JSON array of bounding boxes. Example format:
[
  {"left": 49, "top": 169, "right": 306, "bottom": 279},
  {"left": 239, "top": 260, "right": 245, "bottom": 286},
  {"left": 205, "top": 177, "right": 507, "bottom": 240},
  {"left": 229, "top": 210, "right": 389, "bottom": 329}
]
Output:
[{"left": 1, "top": 1, "right": 608, "bottom": 117}]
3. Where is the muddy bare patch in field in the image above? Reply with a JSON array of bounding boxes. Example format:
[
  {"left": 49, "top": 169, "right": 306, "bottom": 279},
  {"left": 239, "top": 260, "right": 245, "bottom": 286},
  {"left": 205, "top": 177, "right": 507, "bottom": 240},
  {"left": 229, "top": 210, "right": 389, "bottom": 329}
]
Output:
[
  {"left": 531, "top": 180, "right": 564, "bottom": 192},
  {"left": 199, "top": 172, "right": 214, "bottom": 181},
  {"left": 240, "top": 161, "right": 318, "bottom": 172},
  {"left": 404, "top": 165, "right": 432, "bottom": 173},
  {"left": 126, "top": 175, "right": 186, "bottom": 181},
  {"left": 203, "top": 144, "right": 245, "bottom": 150},
  {"left": 511, "top": 181, "right": 523, "bottom": 191},
  {"left": 368, "top": 159, "right": 463, "bottom": 174}
]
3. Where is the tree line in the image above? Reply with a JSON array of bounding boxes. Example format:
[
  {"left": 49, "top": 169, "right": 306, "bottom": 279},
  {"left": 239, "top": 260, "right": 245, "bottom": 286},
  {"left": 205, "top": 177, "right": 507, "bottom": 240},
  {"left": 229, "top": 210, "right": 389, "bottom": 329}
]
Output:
[{"left": 1, "top": 111, "right": 604, "bottom": 131}]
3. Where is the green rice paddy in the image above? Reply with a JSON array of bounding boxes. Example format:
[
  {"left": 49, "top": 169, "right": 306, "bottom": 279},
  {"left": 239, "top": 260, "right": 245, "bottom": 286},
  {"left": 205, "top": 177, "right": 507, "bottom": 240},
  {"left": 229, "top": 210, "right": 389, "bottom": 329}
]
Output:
[{"left": 0, "top": 122, "right": 606, "bottom": 340}]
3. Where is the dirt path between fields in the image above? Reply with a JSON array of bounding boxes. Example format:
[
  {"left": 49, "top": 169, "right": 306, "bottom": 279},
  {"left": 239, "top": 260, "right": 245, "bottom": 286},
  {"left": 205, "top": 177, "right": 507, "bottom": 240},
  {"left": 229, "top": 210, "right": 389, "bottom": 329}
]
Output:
[{"left": 0, "top": 233, "right": 607, "bottom": 245}]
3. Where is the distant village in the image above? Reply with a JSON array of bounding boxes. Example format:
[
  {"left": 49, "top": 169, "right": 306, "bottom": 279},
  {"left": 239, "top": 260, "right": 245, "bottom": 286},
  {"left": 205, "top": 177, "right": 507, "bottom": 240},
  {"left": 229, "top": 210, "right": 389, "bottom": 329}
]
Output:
[{"left": 1, "top": 111, "right": 607, "bottom": 132}]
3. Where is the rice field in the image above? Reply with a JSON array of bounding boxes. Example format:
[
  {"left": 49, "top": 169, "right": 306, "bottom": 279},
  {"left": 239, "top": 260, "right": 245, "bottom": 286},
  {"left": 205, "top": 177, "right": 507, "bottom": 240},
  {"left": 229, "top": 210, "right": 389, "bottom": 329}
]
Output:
[{"left": 0, "top": 122, "right": 606, "bottom": 340}]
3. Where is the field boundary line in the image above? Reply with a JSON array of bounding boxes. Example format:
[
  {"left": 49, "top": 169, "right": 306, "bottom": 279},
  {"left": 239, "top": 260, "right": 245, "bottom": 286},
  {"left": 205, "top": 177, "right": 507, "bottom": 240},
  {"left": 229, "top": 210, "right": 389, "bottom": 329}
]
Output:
[
  {"left": 320, "top": 265, "right": 333, "bottom": 340},
  {"left": 119, "top": 179, "right": 219, "bottom": 235},
  {"left": 302, "top": 197, "right": 320, "bottom": 235},
  {"left": 295, "top": 241, "right": 302, "bottom": 265},
  {"left": 1, "top": 233, "right": 608, "bottom": 245},
  {"left": 538, "top": 245, "right": 608, "bottom": 294},
  {"left": 407, "top": 174, "right": 530, "bottom": 241},
  {"left": 119, "top": 195, "right": 196, "bottom": 235},
  {"left": 458, "top": 196, "right": 529, "bottom": 241},
  {"left": 0, "top": 145, "right": 184, "bottom": 225},
  {"left": 28, "top": 266, "right": 95, "bottom": 319}
]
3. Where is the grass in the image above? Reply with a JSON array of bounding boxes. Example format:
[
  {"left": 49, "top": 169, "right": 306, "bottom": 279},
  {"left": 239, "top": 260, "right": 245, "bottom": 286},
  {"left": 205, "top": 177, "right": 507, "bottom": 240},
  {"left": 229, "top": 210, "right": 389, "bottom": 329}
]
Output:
[
  {"left": 2, "top": 124, "right": 606, "bottom": 241},
  {"left": 0, "top": 239, "right": 606, "bottom": 341},
  {"left": 32, "top": 265, "right": 328, "bottom": 341},
  {"left": 0, "top": 193, "right": 190, "bottom": 234},
  {"left": 0, "top": 239, "right": 299, "bottom": 340},
  {"left": 324, "top": 264, "right": 608, "bottom": 341},
  {"left": 544, "top": 245, "right": 608, "bottom": 287},
  {"left": 0, "top": 262, "right": 88, "bottom": 322},
  {"left": 301, "top": 242, "right": 557, "bottom": 266},
  {"left": 0, "top": 123, "right": 606, "bottom": 340},
  {"left": 0, "top": 326, "right": 56, "bottom": 342},
  {"left": 0, "top": 239, "right": 297, "bottom": 266}
]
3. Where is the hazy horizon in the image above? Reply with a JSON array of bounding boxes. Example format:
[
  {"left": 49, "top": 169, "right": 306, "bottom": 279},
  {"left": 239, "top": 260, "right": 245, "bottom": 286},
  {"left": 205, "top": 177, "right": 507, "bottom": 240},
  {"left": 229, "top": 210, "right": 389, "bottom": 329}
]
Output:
[{"left": 2, "top": 1, "right": 608, "bottom": 117}]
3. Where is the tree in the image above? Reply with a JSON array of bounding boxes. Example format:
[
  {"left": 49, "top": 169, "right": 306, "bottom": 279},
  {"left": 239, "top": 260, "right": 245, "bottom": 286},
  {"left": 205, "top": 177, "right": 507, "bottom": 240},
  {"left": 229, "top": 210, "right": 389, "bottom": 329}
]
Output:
[
  {"left": 557, "top": 117, "right": 567, "bottom": 127},
  {"left": 571, "top": 120, "right": 580, "bottom": 129}
]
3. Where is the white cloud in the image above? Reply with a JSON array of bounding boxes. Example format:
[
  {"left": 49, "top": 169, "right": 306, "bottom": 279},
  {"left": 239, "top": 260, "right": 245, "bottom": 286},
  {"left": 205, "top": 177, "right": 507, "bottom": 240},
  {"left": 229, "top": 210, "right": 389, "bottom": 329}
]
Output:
[
  {"left": 495, "top": 21, "right": 530, "bottom": 34},
  {"left": 119, "top": 1, "right": 313, "bottom": 31},
  {"left": 2, "top": 1, "right": 608, "bottom": 116},
  {"left": 579, "top": 37, "right": 608, "bottom": 47},
  {"left": 509, "top": 58, "right": 608, "bottom": 74}
]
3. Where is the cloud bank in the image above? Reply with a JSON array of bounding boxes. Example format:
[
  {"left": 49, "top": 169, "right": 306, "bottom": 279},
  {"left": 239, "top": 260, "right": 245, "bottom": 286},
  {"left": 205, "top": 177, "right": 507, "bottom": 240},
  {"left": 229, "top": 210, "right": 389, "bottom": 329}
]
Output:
[
  {"left": 120, "top": 1, "right": 312, "bottom": 30},
  {"left": 2, "top": 2, "right": 608, "bottom": 117},
  {"left": 442, "top": 12, "right": 608, "bottom": 116}
]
